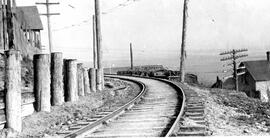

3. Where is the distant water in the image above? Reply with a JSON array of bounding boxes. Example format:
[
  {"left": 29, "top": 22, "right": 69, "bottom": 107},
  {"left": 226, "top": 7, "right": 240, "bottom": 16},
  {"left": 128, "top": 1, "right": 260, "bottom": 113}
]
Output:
[{"left": 87, "top": 49, "right": 268, "bottom": 86}]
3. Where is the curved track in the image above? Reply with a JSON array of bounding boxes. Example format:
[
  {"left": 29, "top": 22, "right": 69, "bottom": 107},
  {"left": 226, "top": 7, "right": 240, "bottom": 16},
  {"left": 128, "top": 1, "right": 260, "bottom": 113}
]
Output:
[{"left": 65, "top": 75, "right": 185, "bottom": 138}]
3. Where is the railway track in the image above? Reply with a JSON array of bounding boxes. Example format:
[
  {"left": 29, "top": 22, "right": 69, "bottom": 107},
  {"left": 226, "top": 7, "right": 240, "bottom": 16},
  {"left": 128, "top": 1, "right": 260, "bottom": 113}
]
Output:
[
  {"left": 174, "top": 83, "right": 208, "bottom": 136},
  {"left": 63, "top": 75, "right": 185, "bottom": 138}
]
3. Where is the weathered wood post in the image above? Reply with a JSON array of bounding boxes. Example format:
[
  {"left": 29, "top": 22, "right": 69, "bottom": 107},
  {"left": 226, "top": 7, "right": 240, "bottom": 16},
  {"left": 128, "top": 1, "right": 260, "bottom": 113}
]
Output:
[
  {"left": 95, "top": 0, "right": 104, "bottom": 90},
  {"left": 77, "top": 63, "right": 84, "bottom": 97},
  {"left": 34, "top": 54, "right": 51, "bottom": 112},
  {"left": 179, "top": 0, "right": 189, "bottom": 82},
  {"left": 92, "top": 15, "right": 97, "bottom": 69},
  {"left": 89, "top": 68, "right": 96, "bottom": 92},
  {"left": 130, "top": 43, "right": 133, "bottom": 70},
  {"left": 83, "top": 68, "right": 90, "bottom": 94},
  {"left": 65, "top": 59, "right": 78, "bottom": 102},
  {"left": 96, "top": 68, "right": 102, "bottom": 91},
  {"left": 51, "top": 52, "right": 64, "bottom": 106},
  {"left": 5, "top": 50, "right": 22, "bottom": 132}
]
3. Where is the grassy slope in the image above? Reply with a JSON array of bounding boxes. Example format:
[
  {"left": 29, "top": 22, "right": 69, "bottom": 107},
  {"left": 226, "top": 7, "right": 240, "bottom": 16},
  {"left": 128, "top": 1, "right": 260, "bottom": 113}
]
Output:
[{"left": 188, "top": 83, "right": 270, "bottom": 135}]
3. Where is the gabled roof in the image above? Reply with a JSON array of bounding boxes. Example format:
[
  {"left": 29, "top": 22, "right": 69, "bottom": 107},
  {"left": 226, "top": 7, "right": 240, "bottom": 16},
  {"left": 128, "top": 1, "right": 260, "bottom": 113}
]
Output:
[
  {"left": 16, "top": 6, "right": 43, "bottom": 30},
  {"left": 241, "top": 60, "right": 270, "bottom": 81}
]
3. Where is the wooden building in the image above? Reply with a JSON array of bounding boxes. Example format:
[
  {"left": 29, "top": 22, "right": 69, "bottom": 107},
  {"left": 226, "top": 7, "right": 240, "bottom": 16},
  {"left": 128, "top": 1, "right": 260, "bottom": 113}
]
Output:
[
  {"left": 238, "top": 52, "right": 270, "bottom": 102},
  {"left": 16, "top": 6, "right": 43, "bottom": 49}
]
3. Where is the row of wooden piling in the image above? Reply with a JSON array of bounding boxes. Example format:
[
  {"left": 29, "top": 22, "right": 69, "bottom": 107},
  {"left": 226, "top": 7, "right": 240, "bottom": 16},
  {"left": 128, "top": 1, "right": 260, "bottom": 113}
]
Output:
[{"left": 4, "top": 50, "right": 102, "bottom": 132}]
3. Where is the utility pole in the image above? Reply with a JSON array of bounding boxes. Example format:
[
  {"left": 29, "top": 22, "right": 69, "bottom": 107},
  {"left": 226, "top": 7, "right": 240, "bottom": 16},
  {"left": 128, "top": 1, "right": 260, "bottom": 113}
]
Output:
[
  {"left": 36, "top": 0, "right": 60, "bottom": 53},
  {"left": 0, "top": 0, "right": 3, "bottom": 50},
  {"left": 2, "top": 0, "right": 7, "bottom": 50},
  {"left": 95, "top": 0, "right": 104, "bottom": 90},
  {"left": 92, "top": 14, "right": 97, "bottom": 69},
  {"left": 130, "top": 43, "right": 134, "bottom": 70},
  {"left": 0, "top": 0, "right": 3, "bottom": 49},
  {"left": 6, "top": 0, "right": 15, "bottom": 49},
  {"left": 179, "top": 0, "right": 189, "bottom": 82},
  {"left": 220, "top": 49, "right": 248, "bottom": 91}
]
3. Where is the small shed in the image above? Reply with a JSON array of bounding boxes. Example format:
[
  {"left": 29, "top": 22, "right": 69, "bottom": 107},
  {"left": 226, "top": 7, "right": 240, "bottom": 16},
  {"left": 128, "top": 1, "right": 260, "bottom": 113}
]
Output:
[{"left": 238, "top": 52, "right": 270, "bottom": 102}]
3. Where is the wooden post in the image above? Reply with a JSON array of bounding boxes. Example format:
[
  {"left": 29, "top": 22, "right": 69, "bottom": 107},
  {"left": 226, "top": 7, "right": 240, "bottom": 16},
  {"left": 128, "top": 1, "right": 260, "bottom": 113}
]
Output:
[
  {"left": 130, "top": 43, "right": 133, "bottom": 70},
  {"left": 96, "top": 68, "right": 102, "bottom": 91},
  {"left": 51, "top": 52, "right": 64, "bottom": 106},
  {"left": 89, "top": 68, "right": 96, "bottom": 92},
  {"left": 232, "top": 50, "right": 238, "bottom": 91},
  {"left": 33, "top": 54, "right": 51, "bottom": 112},
  {"left": 5, "top": 50, "right": 22, "bottom": 132},
  {"left": 95, "top": 0, "right": 104, "bottom": 89},
  {"left": 179, "top": 0, "right": 189, "bottom": 82},
  {"left": 37, "top": 32, "right": 42, "bottom": 49},
  {"left": 3, "top": 0, "right": 7, "bottom": 50},
  {"left": 83, "top": 67, "right": 90, "bottom": 95},
  {"left": 92, "top": 15, "right": 97, "bottom": 69},
  {"left": 63, "top": 59, "right": 67, "bottom": 101},
  {"left": 77, "top": 63, "right": 84, "bottom": 97},
  {"left": 6, "top": 0, "right": 15, "bottom": 49},
  {"left": 233, "top": 60, "right": 238, "bottom": 91},
  {"left": 0, "top": 0, "right": 3, "bottom": 49},
  {"left": 65, "top": 59, "right": 78, "bottom": 102},
  {"left": 46, "top": 0, "right": 53, "bottom": 53}
]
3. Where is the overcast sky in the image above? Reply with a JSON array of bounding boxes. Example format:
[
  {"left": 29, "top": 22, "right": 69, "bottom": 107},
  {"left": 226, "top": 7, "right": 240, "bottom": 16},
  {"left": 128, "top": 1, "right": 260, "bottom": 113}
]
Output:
[{"left": 16, "top": 0, "right": 270, "bottom": 67}]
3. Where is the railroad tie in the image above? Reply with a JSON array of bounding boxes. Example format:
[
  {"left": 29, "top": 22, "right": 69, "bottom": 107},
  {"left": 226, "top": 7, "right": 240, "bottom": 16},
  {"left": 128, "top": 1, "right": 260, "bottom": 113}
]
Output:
[{"left": 176, "top": 83, "right": 209, "bottom": 137}]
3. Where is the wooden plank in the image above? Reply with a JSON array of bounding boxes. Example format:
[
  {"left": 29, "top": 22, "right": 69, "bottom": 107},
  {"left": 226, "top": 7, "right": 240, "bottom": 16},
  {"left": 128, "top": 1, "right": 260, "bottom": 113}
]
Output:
[
  {"left": 21, "top": 88, "right": 33, "bottom": 94},
  {"left": 0, "top": 115, "right": 6, "bottom": 124},
  {"left": 0, "top": 92, "right": 35, "bottom": 105},
  {"left": 0, "top": 124, "right": 5, "bottom": 129},
  {"left": 0, "top": 97, "right": 4, "bottom": 103},
  {"left": 0, "top": 91, "right": 4, "bottom": 97},
  {"left": 0, "top": 103, "right": 5, "bottom": 110},
  {"left": 22, "top": 104, "right": 34, "bottom": 117},
  {"left": 0, "top": 109, "right": 5, "bottom": 115},
  {"left": 22, "top": 93, "right": 35, "bottom": 105}
]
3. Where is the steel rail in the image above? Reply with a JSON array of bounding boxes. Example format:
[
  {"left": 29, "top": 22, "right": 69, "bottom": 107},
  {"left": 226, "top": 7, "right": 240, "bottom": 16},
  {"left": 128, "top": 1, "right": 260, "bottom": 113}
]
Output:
[
  {"left": 164, "top": 80, "right": 186, "bottom": 137},
  {"left": 65, "top": 75, "right": 146, "bottom": 138},
  {"left": 65, "top": 75, "right": 186, "bottom": 137},
  {"left": 127, "top": 75, "right": 186, "bottom": 136}
]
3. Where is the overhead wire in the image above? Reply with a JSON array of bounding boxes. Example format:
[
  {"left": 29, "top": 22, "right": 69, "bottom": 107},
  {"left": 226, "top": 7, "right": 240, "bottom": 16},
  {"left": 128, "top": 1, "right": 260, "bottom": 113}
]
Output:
[{"left": 52, "top": 0, "right": 140, "bottom": 32}]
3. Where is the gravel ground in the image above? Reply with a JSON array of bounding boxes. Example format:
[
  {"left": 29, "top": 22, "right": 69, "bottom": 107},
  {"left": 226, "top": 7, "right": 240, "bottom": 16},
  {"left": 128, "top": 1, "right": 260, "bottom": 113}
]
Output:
[
  {"left": 187, "top": 85, "right": 270, "bottom": 136},
  {"left": 0, "top": 78, "right": 141, "bottom": 138}
]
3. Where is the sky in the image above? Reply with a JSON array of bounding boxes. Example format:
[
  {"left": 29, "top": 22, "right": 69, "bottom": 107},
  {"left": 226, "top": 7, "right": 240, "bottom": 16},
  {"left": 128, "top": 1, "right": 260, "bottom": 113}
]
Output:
[{"left": 16, "top": 0, "right": 270, "bottom": 68}]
